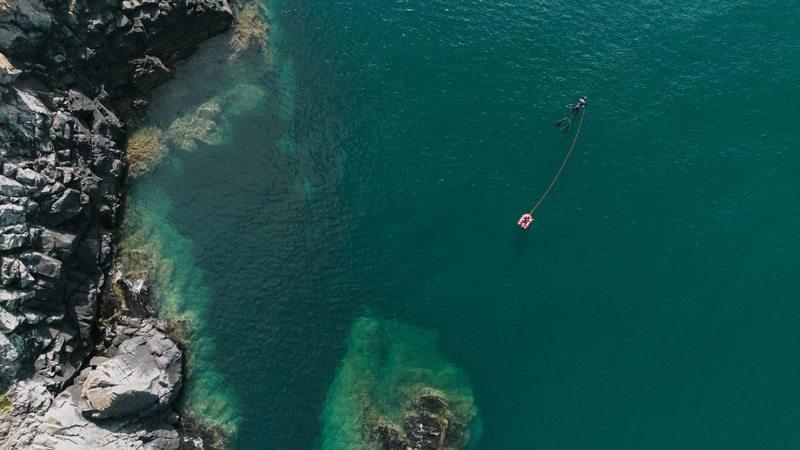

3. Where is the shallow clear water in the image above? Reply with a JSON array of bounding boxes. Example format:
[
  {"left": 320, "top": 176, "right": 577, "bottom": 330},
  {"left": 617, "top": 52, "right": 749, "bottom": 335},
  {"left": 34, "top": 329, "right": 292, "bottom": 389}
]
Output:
[{"left": 135, "top": 0, "right": 800, "bottom": 447}]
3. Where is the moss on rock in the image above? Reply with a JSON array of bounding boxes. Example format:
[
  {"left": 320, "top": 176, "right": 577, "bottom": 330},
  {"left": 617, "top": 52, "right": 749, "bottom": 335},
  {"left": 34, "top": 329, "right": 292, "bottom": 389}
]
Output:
[
  {"left": 0, "top": 389, "right": 12, "bottom": 413},
  {"left": 126, "top": 126, "right": 168, "bottom": 178}
]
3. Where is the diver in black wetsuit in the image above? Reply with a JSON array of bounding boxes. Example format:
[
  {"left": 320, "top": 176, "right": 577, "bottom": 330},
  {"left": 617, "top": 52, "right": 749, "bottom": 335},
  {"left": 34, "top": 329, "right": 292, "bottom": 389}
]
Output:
[{"left": 556, "top": 97, "right": 586, "bottom": 134}]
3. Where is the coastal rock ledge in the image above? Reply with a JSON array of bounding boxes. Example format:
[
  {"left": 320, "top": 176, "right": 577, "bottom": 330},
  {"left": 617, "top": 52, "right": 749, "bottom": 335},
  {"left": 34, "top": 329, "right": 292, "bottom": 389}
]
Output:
[
  {"left": 3, "top": 318, "right": 183, "bottom": 449},
  {"left": 0, "top": 0, "right": 233, "bottom": 448}
]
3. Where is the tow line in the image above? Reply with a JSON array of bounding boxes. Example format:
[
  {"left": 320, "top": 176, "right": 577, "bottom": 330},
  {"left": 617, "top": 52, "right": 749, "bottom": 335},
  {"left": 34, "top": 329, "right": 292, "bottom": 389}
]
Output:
[{"left": 518, "top": 107, "right": 585, "bottom": 229}]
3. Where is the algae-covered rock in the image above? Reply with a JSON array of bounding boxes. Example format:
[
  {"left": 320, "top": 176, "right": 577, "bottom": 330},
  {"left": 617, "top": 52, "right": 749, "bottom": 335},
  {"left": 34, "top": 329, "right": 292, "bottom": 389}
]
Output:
[
  {"left": 126, "top": 126, "right": 168, "bottom": 178},
  {"left": 163, "top": 82, "right": 266, "bottom": 153},
  {"left": 0, "top": 388, "right": 12, "bottom": 413},
  {"left": 320, "top": 317, "right": 482, "bottom": 450},
  {"left": 166, "top": 100, "right": 232, "bottom": 152},
  {"left": 230, "top": 2, "right": 271, "bottom": 62}
]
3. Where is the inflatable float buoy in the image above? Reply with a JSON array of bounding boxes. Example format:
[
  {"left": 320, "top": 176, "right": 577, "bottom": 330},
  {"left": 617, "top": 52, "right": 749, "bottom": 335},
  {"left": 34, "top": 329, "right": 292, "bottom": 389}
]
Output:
[{"left": 517, "top": 214, "right": 533, "bottom": 229}]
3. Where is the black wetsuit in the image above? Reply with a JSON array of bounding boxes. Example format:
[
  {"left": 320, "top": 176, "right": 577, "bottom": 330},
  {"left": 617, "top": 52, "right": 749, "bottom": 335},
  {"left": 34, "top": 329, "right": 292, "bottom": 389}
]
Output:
[{"left": 556, "top": 97, "right": 586, "bottom": 134}]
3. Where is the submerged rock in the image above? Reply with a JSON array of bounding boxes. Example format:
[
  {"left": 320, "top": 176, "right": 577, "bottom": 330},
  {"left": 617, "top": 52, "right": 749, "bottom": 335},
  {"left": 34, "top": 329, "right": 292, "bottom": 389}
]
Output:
[
  {"left": 320, "top": 317, "right": 482, "bottom": 450},
  {"left": 166, "top": 100, "right": 232, "bottom": 151},
  {"left": 229, "top": 2, "right": 271, "bottom": 61},
  {"left": 107, "top": 195, "right": 243, "bottom": 448}
]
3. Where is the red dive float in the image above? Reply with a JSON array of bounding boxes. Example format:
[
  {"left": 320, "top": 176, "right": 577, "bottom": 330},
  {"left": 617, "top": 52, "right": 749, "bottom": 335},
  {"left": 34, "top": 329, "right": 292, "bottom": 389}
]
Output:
[{"left": 517, "top": 214, "right": 533, "bottom": 229}]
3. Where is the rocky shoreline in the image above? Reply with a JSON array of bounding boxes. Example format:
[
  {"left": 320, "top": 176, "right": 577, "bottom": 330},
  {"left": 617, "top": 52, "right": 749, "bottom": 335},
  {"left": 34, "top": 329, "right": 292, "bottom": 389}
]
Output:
[{"left": 1, "top": 0, "right": 233, "bottom": 448}]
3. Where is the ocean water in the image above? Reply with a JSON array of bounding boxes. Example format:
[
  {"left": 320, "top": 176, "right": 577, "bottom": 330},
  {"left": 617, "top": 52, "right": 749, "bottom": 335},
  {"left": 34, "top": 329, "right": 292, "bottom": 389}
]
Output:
[{"left": 131, "top": 0, "right": 800, "bottom": 448}]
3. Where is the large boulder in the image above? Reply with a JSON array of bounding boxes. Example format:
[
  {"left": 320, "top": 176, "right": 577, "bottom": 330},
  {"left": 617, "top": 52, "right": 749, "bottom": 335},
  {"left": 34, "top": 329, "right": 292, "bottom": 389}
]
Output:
[
  {"left": 27, "top": 384, "right": 180, "bottom": 450},
  {"left": 80, "top": 322, "right": 181, "bottom": 420}
]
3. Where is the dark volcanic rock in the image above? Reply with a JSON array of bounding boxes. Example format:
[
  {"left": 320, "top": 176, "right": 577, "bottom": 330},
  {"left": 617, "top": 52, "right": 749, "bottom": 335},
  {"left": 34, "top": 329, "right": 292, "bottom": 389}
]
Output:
[
  {"left": 0, "top": 83, "right": 113, "bottom": 390},
  {"left": 0, "top": 0, "right": 233, "bottom": 447},
  {"left": 404, "top": 414, "right": 446, "bottom": 450},
  {"left": 1, "top": 0, "right": 233, "bottom": 112},
  {"left": 373, "top": 390, "right": 470, "bottom": 450},
  {"left": 130, "top": 56, "right": 172, "bottom": 94}
]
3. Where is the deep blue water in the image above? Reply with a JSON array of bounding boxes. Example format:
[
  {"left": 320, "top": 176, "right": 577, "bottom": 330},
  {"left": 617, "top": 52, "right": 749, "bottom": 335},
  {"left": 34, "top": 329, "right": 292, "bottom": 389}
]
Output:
[{"left": 136, "top": 0, "right": 800, "bottom": 448}]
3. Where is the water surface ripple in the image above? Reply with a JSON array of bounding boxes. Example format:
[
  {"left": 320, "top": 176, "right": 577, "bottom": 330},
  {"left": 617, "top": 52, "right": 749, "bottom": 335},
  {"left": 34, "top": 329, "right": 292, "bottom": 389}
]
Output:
[{"left": 137, "top": 0, "right": 800, "bottom": 447}]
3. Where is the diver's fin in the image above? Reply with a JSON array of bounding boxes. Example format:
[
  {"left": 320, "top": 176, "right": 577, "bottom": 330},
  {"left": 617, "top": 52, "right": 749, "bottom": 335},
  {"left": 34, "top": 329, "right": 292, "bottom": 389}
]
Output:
[{"left": 556, "top": 118, "right": 567, "bottom": 127}]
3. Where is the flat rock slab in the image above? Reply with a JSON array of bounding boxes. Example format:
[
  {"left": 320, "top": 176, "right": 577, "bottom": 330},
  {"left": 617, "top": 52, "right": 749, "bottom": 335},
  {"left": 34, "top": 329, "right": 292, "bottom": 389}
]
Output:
[
  {"left": 80, "top": 323, "right": 181, "bottom": 420},
  {"left": 29, "top": 385, "right": 180, "bottom": 450}
]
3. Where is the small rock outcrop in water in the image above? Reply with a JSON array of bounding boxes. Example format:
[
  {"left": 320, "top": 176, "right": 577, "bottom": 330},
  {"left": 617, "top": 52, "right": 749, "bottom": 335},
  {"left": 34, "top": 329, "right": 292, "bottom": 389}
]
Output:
[
  {"left": 0, "top": 0, "right": 233, "bottom": 447},
  {"left": 375, "top": 389, "right": 472, "bottom": 450},
  {"left": 320, "top": 317, "right": 482, "bottom": 450}
]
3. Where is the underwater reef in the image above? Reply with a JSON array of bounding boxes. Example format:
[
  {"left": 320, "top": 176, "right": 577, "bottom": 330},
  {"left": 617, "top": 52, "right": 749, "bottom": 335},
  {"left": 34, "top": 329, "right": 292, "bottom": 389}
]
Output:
[
  {"left": 321, "top": 317, "right": 482, "bottom": 450},
  {"left": 164, "top": 83, "right": 267, "bottom": 153}
]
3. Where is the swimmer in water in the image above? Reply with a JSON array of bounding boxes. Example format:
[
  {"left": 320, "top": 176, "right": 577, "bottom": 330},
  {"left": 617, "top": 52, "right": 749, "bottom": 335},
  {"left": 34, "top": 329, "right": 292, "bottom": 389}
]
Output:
[{"left": 556, "top": 97, "right": 586, "bottom": 134}]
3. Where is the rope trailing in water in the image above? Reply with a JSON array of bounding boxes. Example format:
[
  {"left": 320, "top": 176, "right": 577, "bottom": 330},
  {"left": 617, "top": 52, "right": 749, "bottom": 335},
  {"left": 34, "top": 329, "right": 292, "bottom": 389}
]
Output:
[{"left": 529, "top": 107, "right": 586, "bottom": 216}]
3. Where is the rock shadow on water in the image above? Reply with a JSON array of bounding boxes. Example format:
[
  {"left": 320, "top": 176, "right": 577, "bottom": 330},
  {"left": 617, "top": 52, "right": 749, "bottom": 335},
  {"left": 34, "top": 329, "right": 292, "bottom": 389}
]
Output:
[{"left": 320, "top": 317, "right": 482, "bottom": 450}]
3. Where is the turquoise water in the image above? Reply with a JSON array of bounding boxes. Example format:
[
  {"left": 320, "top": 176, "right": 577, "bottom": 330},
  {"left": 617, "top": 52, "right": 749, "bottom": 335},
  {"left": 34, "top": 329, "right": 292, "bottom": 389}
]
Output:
[{"left": 134, "top": 0, "right": 800, "bottom": 448}]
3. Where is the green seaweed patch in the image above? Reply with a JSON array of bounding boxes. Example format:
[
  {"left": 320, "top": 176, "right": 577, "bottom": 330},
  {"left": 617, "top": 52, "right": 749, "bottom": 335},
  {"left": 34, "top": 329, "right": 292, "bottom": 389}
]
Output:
[
  {"left": 0, "top": 390, "right": 12, "bottom": 414},
  {"left": 230, "top": 1, "right": 271, "bottom": 62},
  {"left": 166, "top": 100, "right": 232, "bottom": 152},
  {"left": 320, "top": 317, "right": 482, "bottom": 450},
  {"left": 126, "top": 126, "right": 168, "bottom": 178}
]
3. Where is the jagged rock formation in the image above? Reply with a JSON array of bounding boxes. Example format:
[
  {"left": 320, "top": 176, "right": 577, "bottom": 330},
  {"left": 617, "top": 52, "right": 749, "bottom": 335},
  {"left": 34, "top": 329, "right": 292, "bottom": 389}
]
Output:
[
  {"left": 0, "top": 0, "right": 233, "bottom": 447},
  {"left": 0, "top": 77, "right": 123, "bottom": 395},
  {"left": 375, "top": 390, "right": 471, "bottom": 450},
  {"left": 1, "top": 0, "right": 233, "bottom": 112},
  {"left": 2, "top": 318, "right": 183, "bottom": 449}
]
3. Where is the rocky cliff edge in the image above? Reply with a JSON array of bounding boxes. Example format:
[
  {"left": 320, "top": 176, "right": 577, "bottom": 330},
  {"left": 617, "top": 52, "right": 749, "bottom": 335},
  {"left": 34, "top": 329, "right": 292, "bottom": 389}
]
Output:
[{"left": 0, "top": 0, "right": 233, "bottom": 448}]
